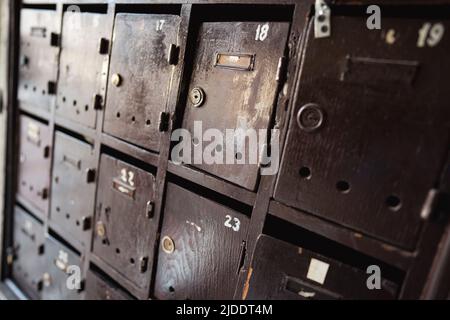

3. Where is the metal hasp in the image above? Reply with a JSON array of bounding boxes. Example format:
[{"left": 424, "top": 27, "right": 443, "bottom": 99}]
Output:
[{"left": 315, "top": 0, "right": 331, "bottom": 38}]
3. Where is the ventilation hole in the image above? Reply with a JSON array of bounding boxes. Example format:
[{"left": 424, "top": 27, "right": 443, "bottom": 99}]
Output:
[
  {"left": 76, "top": 109, "right": 80, "bottom": 115},
  {"left": 56, "top": 207, "right": 60, "bottom": 212},
  {"left": 192, "top": 138, "right": 199, "bottom": 146},
  {"left": 24, "top": 84, "right": 28, "bottom": 90},
  {"left": 169, "top": 286, "right": 175, "bottom": 293},
  {"left": 85, "top": 105, "right": 89, "bottom": 111},
  {"left": 116, "top": 112, "right": 121, "bottom": 118},
  {"left": 66, "top": 214, "right": 70, "bottom": 219},
  {"left": 54, "top": 176, "right": 59, "bottom": 183},
  {"left": 299, "top": 167, "right": 311, "bottom": 179},
  {"left": 386, "top": 195, "right": 401, "bottom": 211},
  {"left": 76, "top": 220, "right": 80, "bottom": 226},
  {"left": 115, "top": 248, "right": 121, "bottom": 254},
  {"left": 102, "top": 239, "right": 108, "bottom": 246},
  {"left": 321, "top": 25, "right": 328, "bottom": 33},
  {"left": 42, "top": 90, "right": 46, "bottom": 95},
  {"left": 336, "top": 180, "right": 350, "bottom": 193},
  {"left": 131, "top": 116, "right": 136, "bottom": 123},
  {"left": 33, "top": 86, "right": 37, "bottom": 92},
  {"left": 146, "top": 120, "right": 151, "bottom": 126},
  {"left": 73, "top": 100, "right": 77, "bottom": 106},
  {"left": 130, "top": 258, "right": 135, "bottom": 265},
  {"left": 235, "top": 152, "right": 242, "bottom": 160},
  {"left": 62, "top": 97, "right": 66, "bottom": 103},
  {"left": 21, "top": 181, "right": 26, "bottom": 186},
  {"left": 29, "top": 186, "right": 34, "bottom": 191}
]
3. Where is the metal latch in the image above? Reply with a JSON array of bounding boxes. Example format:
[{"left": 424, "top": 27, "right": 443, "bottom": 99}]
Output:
[
  {"left": 139, "top": 256, "right": 149, "bottom": 273},
  {"left": 167, "top": 44, "right": 179, "bottom": 65},
  {"left": 98, "top": 38, "right": 110, "bottom": 55},
  {"left": 158, "top": 112, "right": 171, "bottom": 132},
  {"left": 146, "top": 201, "right": 155, "bottom": 219},
  {"left": 315, "top": 0, "right": 331, "bottom": 38}
]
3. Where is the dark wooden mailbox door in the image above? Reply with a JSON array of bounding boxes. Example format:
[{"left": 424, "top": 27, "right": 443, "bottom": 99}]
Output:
[
  {"left": 92, "top": 154, "right": 156, "bottom": 291},
  {"left": 275, "top": 16, "right": 450, "bottom": 250},
  {"left": 104, "top": 13, "right": 180, "bottom": 152},
  {"left": 50, "top": 132, "right": 97, "bottom": 247},
  {"left": 154, "top": 183, "right": 249, "bottom": 300},
  {"left": 181, "top": 21, "right": 290, "bottom": 190},
  {"left": 17, "top": 116, "right": 52, "bottom": 219},
  {"left": 245, "top": 235, "right": 398, "bottom": 300}
]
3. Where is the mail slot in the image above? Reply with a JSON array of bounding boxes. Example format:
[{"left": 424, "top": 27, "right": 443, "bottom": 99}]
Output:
[
  {"left": 245, "top": 235, "right": 398, "bottom": 300},
  {"left": 18, "top": 9, "right": 59, "bottom": 113},
  {"left": 275, "top": 16, "right": 450, "bottom": 250},
  {"left": 92, "top": 154, "right": 156, "bottom": 291},
  {"left": 180, "top": 21, "right": 290, "bottom": 191},
  {"left": 85, "top": 270, "right": 133, "bottom": 300},
  {"left": 56, "top": 12, "right": 110, "bottom": 128},
  {"left": 50, "top": 132, "right": 97, "bottom": 246},
  {"left": 41, "top": 236, "right": 84, "bottom": 300},
  {"left": 154, "top": 183, "right": 249, "bottom": 300},
  {"left": 11, "top": 206, "right": 46, "bottom": 299},
  {"left": 17, "top": 116, "right": 52, "bottom": 219},
  {"left": 103, "top": 13, "right": 180, "bottom": 152}
]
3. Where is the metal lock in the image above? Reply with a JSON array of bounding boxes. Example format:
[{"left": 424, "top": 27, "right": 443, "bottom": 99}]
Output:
[
  {"left": 162, "top": 236, "right": 175, "bottom": 254},
  {"left": 43, "top": 272, "right": 52, "bottom": 288},
  {"left": 96, "top": 221, "right": 106, "bottom": 238},
  {"left": 297, "top": 103, "right": 325, "bottom": 132},
  {"left": 111, "top": 73, "right": 122, "bottom": 87},
  {"left": 189, "top": 87, "right": 205, "bottom": 108}
]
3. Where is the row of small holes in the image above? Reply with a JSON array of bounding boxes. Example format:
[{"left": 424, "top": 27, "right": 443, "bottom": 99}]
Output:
[
  {"left": 114, "top": 247, "right": 135, "bottom": 265},
  {"left": 23, "top": 84, "right": 46, "bottom": 95},
  {"left": 299, "top": 166, "right": 402, "bottom": 211},
  {"left": 116, "top": 112, "right": 151, "bottom": 126}
]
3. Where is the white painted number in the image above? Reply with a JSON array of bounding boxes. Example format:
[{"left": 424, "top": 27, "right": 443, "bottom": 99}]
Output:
[
  {"left": 224, "top": 215, "right": 241, "bottom": 232},
  {"left": 156, "top": 19, "right": 165, "bottom": 31},
  {"left": 120, "top": 168, "right": 135, "bottom": 187},
  {"left": 417, "top": 22, "right": 445, "bottom": 47},
  {"left": 255, "top": 23, "right": 269, "bottom": 41}
]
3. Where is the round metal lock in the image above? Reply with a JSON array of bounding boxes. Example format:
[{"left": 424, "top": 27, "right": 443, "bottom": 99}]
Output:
[
  {"left": 111, "top": 73, "right": 122, "bottom": 87},
  {"left": 162, "top": 236, "right": 175, "bottom": 254},
  {"left": 189, "top": 87, "right": 205, "bottom": 108},
  {"left": 297, "top": 103, "right": 325, "bottom": 132},
  {"left": 96, "top": 221, "right": 106, "bottom": 238}
]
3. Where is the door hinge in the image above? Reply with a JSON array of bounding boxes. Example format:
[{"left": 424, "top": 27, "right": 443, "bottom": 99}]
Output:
[
  {"left": 98, "top": 38, "right": 110, "bottom": 55},
  {"left": 86, "top": 168, "right": 96, "bottom": 183},
  {"left": 315, "top": 0, "right": 331, "bottom": 39},
  {"left": 6, "top": 246, "right": 19, "bottom": 265},
  {"left": 158, "top": 112, "right": 171, "bottom": 132},
  {"left": 50, "top": 32, "right": 60, "bottom": 47},
  {"left": 93, "top": 94, "right": 103, "bottom": 110},
  {"left": 139, "top": 256, "right": 149, "bottom": 273},
  {"left": 421, "top": 189, "right": 450, "bottom": 222},
  {"left": 167, "top": 43, "right": 180, "bottom": 66}
]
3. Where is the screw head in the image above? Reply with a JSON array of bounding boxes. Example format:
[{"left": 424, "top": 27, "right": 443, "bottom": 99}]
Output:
[
  {"left": 297, "top": 103, "right": 325, "bottom": 132},
  {"left": 189, "top": 87, "right": 205, "bottom": 107},
  {"left": 162, "top": 236, "right": 175, "bottom": 254},
  {"left": 111, "top": 73, "right": 122, "bottom": 87}
]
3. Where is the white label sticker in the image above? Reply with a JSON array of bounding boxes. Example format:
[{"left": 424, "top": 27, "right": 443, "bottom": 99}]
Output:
[{"left": 306, "top": 258, "right": 330, "bottom": 285}]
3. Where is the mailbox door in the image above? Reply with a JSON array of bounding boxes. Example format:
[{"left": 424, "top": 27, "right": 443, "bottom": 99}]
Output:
[
  {"left": 85, "top": 270, "right": 133, "bottom": 300},
  {"left": 275, "top": 17, "right": 450, "bottom": 250},
  {"left": 181, "top": 21, "right": 290, "bottom": 190},
  {"left": 50, "top": 132, "right": 97, "bottom": 246},
  {"left": 12, "top": 207, "right": 46, "bottom": 299},
  {"left": 92, "top": 154, "right": 156, "bottom": 290},
  {"left": 245, "top": 235, "right": 398, "bottom": 300},
  {"left": 18, "top": 9, "right": 59, "bottom": 112},
  {"left": 154, "top": 183, "right": 249, "bottom": 300},
  {"left": 104, "top": 13, "right": 180, "bottom": 152},
  {"left": 56, "top": 12, "right": 110, "bottom": 128},
  {"left": 41, "top": 236, "right": 84, "bottom": 300},
  {"left": 17, "top": 116, "right": 52, "bottom": 219}
]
